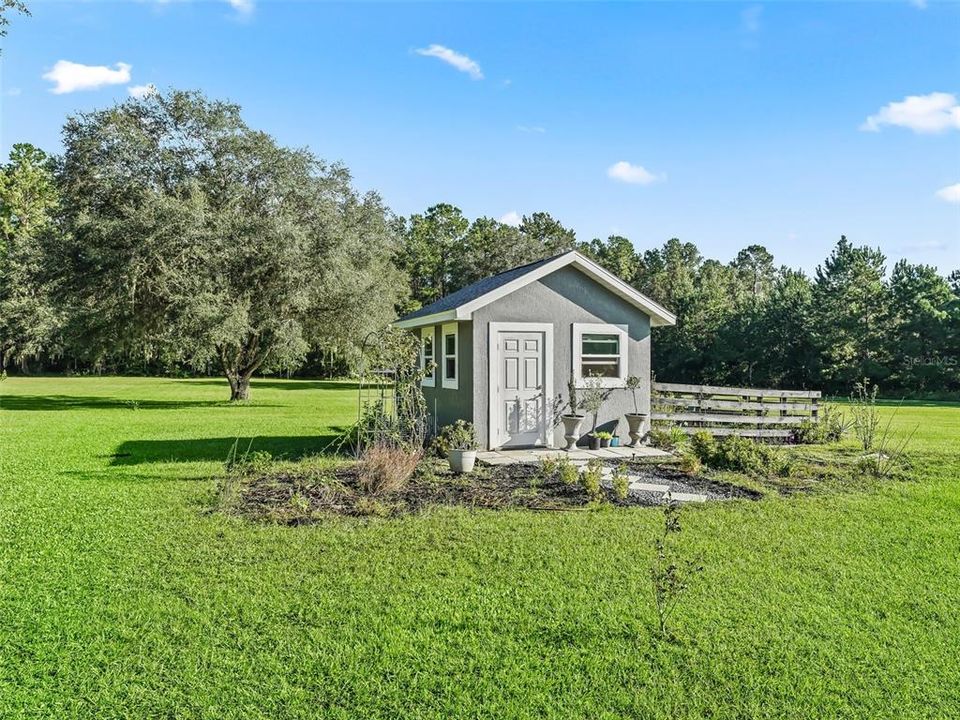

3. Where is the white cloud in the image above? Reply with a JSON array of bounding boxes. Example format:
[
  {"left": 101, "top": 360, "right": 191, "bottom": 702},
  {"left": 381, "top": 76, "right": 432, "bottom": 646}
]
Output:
[
  {"left": 741, "top": 4, "right": 763, "bottom": 33},
  {"left": 935, "top": 183, "right": 960, "bottom": 205},
  {"left": 607, "top": 161, "right": 663, "bottom": 185},
  {"left": 226, "top": 0, "right": 254, "bottom": 15},
  {"left": 43, "top": 60, "right": 131, "bottom": 94},
  {"left": 861, "top": 92, "right": 960, "bottom": 134},
  {"left": 128, "top": 83, "right": 157, "bottom": 99},
  {"left": 499, "top": 211, "right": 522, "bottom": 227},
  {"left": 415, "top": 44, "right": 483, "bottom": 80},
  {"left": 516, "top": 125, "right": 545, "bottom": 134},
  {"left": 909, "top": 0, "right": 927, "bottom": 8}
]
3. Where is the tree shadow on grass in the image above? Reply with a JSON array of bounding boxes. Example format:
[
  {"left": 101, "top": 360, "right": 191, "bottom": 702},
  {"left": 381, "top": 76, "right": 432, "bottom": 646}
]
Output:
[
  {"left": 59, "top": 469, "right": 211, "bottom": 483},
  {"left": 173, "top": 379, "right": 371, "bottom": 392},
  {"left": 110, "top": 434, "right": 348, "bottom": 465},
  {"left": 0, "top": 395, "right": 229, "bottom": 412}
]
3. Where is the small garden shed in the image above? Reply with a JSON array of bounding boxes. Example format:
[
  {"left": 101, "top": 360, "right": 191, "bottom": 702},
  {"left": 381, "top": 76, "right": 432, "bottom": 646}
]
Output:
[{"left": 394, "top": 251, "right": 676, "bottom": 450}]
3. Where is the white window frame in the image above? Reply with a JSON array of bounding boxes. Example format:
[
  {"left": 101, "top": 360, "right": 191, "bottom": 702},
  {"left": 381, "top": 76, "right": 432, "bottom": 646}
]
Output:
[
  {"left": 441, "top": 322, "right": 459, "bottom": 390},
  {"left": 572, "top": 323, "right": 628, "bottom": 388},
  {"left": 420, "top": 327, "right": 435, "bottom": 387}
]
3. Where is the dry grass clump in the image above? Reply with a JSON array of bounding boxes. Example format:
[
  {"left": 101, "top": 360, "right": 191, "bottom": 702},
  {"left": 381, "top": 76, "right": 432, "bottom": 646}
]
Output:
[{"left": 358, "top": 443, "right": 423, "bottom": 495}]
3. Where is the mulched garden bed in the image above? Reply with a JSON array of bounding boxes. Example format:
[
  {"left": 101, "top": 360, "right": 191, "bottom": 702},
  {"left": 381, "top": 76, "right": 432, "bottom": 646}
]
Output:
[{"left": 227, "top": 459, "right": 761, "bottom": 523}]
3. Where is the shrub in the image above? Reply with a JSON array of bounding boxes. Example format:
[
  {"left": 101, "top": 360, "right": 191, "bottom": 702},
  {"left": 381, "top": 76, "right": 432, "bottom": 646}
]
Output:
[
  {"left": 850, "top": 378, "right": 880, "bottom": 451},
  {"left": 612, "top": 463, "right": 629, "bottom": 500},
  {"left": 793, "top": 405, "right": 849, "bottom": 445},
  {"left": 289, "top": 492, "right": 310, "bottom": 515},
  {"left": 354, "top": 497, "right": 393, "bottom": 517},
  {"left": 678, "top": 450, "right": 702, "bottom": 475},
  {"left": 820, "top": 405, "right": 849, "bottom": 443},
  {"left": 557, "top": 456, "right": 579, "bottom": 486},
  {"left": 694, "top": 434, "right": 792, "bottom": 477},
  {"left": 580, "top": 459, "right": 604, "bottom": 501},
  {"left": 856, "top": 402, "right": 917, "bottom": 479},
  {"left": 761, "top": 445, "right": 793, "bottom": 478},
  {"left": 538, "top": 456, "right": 558, "bottom": 484},
  {"left": 224, "top": 438, "right": 273, "bottom": 476},
  {"left": 358, "top": 443, "right": 422, "bottom": 495},
  {"left": 792, "top": 419, "right": 819, "bottom": 445},
  {"left": 648, "top": 425, "right": 687, "bottom": 452},
  {"left": 689, "top": 431, "right": 717, "bottom": 465},
  {"left": 580, "top": 375, "right": 612, "bottom": 433},
  {"left": 567, "top": 376, "right": 580, "bottom": 416},
  {"left": 433, "top": 420, "right": 477, "bottom": 457}
]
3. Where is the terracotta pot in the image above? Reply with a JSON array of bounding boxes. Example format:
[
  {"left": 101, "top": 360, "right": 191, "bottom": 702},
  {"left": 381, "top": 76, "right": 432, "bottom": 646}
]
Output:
[
  {"left": 561, "top": 415, "right": 584, "bottom": 451},
  {"left": 625, "top": 413, "right": 647, "bottom": 447},
  {"left": 448, "top": 449, "right": 477, "bottom": 473}
]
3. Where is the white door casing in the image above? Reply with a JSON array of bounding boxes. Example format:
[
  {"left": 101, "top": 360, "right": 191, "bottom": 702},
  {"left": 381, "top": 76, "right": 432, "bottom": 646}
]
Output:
[{"left": 488, "top": 322, "right": 554, "bottom": 449}]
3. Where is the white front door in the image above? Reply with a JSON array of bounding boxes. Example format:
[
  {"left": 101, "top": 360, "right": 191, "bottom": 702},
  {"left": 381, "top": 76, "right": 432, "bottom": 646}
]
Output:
[{"left": 495, "top": 330, "right": 547, "bottom": 447}]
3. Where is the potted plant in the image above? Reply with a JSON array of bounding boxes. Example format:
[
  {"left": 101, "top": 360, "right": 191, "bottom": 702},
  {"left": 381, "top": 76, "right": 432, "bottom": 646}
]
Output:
[
  {"left": 560, "top": 376, "right": 585, "bottom": 451},
  {"left": 441, "top": 420, "right": 478, "bottom": 473},
  {"left": 581, "top": 374, "right": 612, "bottom": 450},
  {"left": 623, "top": 375, "right": 648, "bottom": 447},
  {"left": 595, "top": 431, "right": 613, "bottom": 448}
]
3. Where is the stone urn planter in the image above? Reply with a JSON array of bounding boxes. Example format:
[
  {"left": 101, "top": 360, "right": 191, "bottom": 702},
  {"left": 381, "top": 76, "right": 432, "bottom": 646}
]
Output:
[
  {"left": 561, "top": 414, "right": 584, "bottom": 451},
  {"left": 447, "top": 449, "right": 477, "bottom": 473},
  {"left": 625, "top": 413, "right": 647, "bottom": 447}
]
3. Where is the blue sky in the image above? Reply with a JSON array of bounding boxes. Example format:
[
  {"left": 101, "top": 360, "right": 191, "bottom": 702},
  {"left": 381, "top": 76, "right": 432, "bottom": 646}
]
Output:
[{"left": 2, "top": 0, "right": 959, "bottom": 273}]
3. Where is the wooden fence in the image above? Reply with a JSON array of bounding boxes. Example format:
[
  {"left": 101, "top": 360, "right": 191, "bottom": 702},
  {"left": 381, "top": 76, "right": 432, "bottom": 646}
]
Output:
[{"left": 651, "top": 382, "right": 821, "bottom": 440}]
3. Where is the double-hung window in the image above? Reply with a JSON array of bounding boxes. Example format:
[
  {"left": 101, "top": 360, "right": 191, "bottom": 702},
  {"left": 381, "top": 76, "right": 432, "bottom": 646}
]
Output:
[
  {"left": 573, "top": 323, "right": 628, "bottom": 387},
  {"left": 441, "top": 322, "right": 458, "bottom": 390},
  {"left": 421, "top": 327, "right": 435, "bottom": 387}
]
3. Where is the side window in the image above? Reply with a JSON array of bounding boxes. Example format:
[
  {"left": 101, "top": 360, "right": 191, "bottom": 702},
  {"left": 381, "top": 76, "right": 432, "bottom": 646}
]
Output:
[
  {"left": 421, "top": 328, "right": 435, "bottom": 387},
  {"left": 441, "top": 323, "right": 458, "bottom": 390}
]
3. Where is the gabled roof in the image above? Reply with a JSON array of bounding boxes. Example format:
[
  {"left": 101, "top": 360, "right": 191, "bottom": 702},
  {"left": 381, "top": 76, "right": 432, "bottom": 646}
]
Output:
[{"left": 394, "top": 250, "right": 677, "bottom": 329}]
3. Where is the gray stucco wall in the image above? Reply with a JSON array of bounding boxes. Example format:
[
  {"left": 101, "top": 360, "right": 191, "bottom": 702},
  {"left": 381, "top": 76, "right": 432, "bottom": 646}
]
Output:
[
  {"left": 420, "top": 321, "right": 474, "bottom": 438},
  {"left": 471, "top": 265, "right": 652, "bottom": 449}
]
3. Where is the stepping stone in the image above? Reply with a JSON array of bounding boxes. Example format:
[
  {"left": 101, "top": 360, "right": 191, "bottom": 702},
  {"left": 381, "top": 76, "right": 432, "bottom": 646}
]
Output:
[
  {"left": 626, "top": 446, "right": 675, "bottom": 459},
  {"left": 668, "top": 492, "right": 708, "bottom": 503},
  {"left": 511, "top": 454, "right": 542, "bottom": 464},
  {"left": 629, "top": 481, "right": 670, "bottom": 493},
  {"left": 478, "top": 456, "right": 515, "bottom": 466}
]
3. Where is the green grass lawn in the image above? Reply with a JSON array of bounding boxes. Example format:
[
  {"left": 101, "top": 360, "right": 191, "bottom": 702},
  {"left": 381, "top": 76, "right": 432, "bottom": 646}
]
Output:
[{"left": 1, "top": 376, "right": 959, "bottom": 719}]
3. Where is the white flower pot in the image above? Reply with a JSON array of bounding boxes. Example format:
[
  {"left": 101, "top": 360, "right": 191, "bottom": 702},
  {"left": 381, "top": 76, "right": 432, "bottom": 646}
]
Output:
[
  {"left": 448, "top": 449, "right": 477, "bottom": 473},
  {"left": 561, "top": 415, "right": 584, "bottom": 451}
]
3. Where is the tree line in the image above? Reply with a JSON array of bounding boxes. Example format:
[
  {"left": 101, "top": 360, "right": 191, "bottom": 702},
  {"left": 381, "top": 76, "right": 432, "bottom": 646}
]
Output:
[
  {"left": 393, "top": 206, "right": 959, "bottom": 396},
  {"left": 1, "top": 89, "right": 958, "bottom": 398}
]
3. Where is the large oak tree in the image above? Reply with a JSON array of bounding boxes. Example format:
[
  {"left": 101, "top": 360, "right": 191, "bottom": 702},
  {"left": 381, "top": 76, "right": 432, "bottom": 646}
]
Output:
[{"left": 53, "top": 89, "right": 405, "bottom": 400}]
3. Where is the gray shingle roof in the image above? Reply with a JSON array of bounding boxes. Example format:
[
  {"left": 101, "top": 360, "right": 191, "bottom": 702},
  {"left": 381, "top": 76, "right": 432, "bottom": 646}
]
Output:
[{"left": 398, "top": 251, "right": 572, "bottom": 321}]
